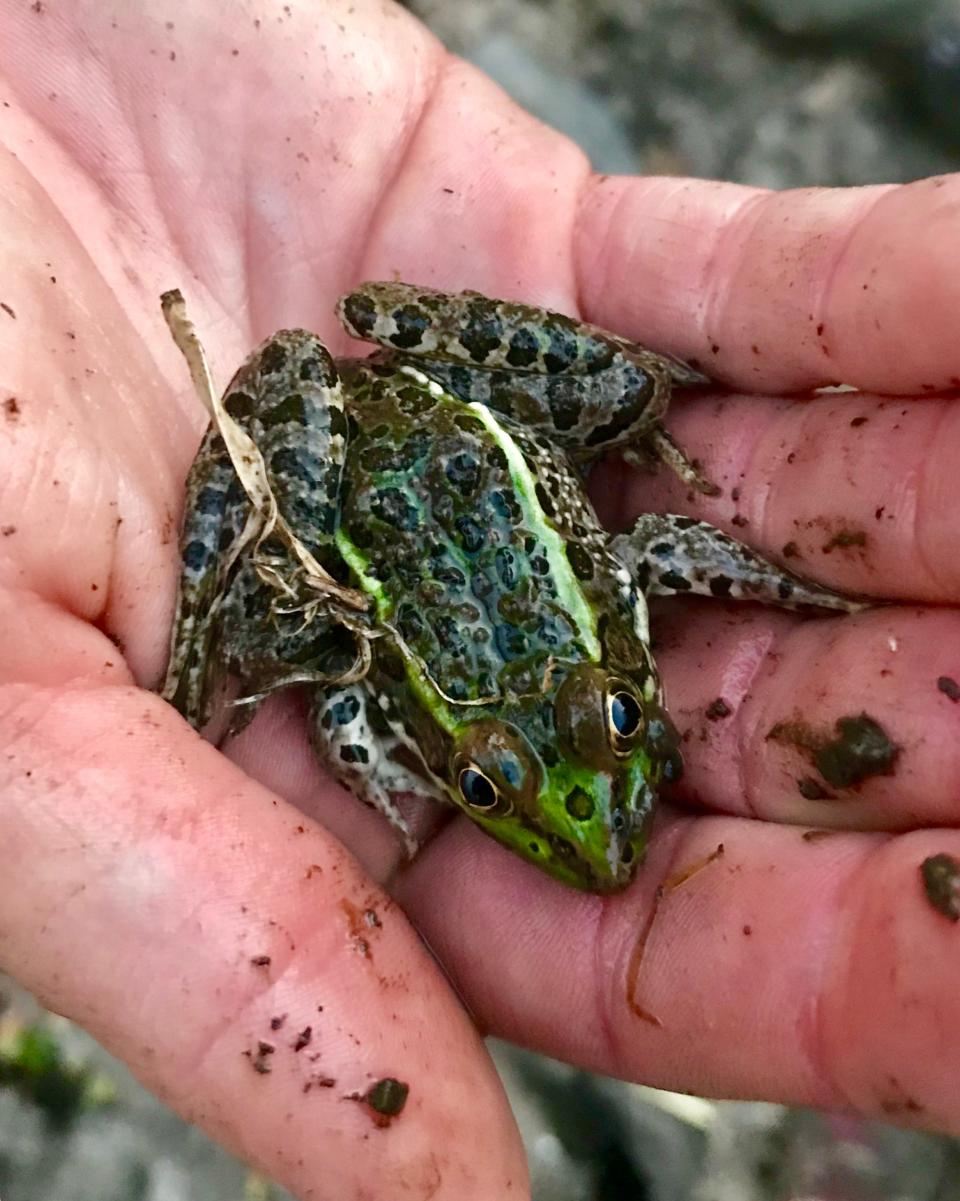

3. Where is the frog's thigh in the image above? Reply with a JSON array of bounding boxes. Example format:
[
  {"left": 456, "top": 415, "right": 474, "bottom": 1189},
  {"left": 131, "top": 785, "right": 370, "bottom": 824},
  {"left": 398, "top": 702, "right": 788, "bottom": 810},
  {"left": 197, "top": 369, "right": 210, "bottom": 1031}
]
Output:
[
  {"left": 611, "top": 515, "right": 866, "bottom": 612},
  {"left": 309, "top": 684, "right": 445, "bottom": 856},
  {"left": 163, "top": 440, "right": 250, "bottom": 725},
  {"left": 229, "top": 329, "right": 347, "bottom": 567}
]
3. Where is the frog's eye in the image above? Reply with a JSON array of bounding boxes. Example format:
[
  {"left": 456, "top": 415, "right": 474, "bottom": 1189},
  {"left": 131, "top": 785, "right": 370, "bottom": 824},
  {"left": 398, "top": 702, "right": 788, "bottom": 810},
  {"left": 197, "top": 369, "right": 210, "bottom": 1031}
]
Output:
[
  {"left": 451, "top": 720, "right": 539, "bottom": 819},
  {"left": 606, "top": 686, "right": 644, "bottom": 755},
  {"left": 458, "top": 765, "right": 501, "bottom": 812},
  {"left": 557, "top": 665, "right": 650, "bottom": 771}
]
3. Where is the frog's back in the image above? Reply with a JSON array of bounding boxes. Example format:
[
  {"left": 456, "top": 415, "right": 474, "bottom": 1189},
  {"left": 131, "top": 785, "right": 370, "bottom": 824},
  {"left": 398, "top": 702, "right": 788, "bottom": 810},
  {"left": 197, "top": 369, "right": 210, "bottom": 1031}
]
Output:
[{"left": 336, "top": 362, "right": 643, "bottom": 706}]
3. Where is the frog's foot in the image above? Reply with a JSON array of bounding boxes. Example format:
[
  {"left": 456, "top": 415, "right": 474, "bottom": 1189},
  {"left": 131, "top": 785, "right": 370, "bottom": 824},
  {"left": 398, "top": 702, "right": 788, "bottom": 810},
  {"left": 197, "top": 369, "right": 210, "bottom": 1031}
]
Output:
[
  {"left": 624, "top": 426, "right": 722, "bottom": 497},
  {"left": 611, "top": 514, "right": 869, "bottom": 613},
  {"left": 310, "top": 683, "right": 447, "bottom": 858}
]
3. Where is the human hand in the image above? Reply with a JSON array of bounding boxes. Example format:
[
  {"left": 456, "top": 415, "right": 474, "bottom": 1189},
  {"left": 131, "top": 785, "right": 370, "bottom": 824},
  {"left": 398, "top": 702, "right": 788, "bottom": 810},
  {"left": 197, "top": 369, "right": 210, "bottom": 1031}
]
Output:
[{"left": 1, "top": 2, "right": 958, "bottom": 1199}]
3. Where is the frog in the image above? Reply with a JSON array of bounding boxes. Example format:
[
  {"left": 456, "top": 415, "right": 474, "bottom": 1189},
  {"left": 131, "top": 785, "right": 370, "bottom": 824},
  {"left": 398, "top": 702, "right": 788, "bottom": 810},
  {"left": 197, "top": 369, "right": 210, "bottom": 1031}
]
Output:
[{"left": 162, "top": 282, "right": 863, "bottom": 893}]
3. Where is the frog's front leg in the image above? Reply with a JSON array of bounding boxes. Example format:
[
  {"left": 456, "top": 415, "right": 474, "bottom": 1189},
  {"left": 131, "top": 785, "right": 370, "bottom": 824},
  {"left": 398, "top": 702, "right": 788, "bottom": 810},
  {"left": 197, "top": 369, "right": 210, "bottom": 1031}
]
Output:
[
  {"left": 165, "top": 329, "right": 356, "bottom": 729},
  {"left": 336, "top": 281, "right": 715, "bottom": 491},
  {"left": 610, "top": 515, "right": 868, "bottom": 613},
  {"left": 310, "top": 682, "right": 448, "bottom": 857}
]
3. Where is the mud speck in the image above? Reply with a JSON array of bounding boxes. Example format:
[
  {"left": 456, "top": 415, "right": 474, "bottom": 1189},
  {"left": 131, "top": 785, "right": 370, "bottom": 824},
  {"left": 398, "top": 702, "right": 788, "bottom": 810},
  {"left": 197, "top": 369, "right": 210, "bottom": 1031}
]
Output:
[
  {"left": 920, "top": 853, "right": 960, "bottom": 922},
  {"left": 0, "top": 302, "right": 15, "bottom": 319},
  {"left": 250, "top": 954, "right": 272, "bottom": 968},
  {"left": 821, "top": 528, "right": 867, "bottom": 554},
  {"left": 781, "top": 540, "right": 799, "bottom": 558},
  {"left": 244, "top": 1041, "right": 275, "bottom": 1074},
  {"left": 768, "top": 713, "right": 900, "bottom": 789},
  {"left": 705, "top": 697, "right": 731, "bottom": 721},
  {"left": 937, "top": 676, "right": 960, "bottom": 703},
  {"left": 365, "top": 1077, "right": 409, "bottom": 1121},
  {"left": 802, "top": 828, "right": 840, "bottom": 843},
  {"left": 293, "top": 1026, "right": 313, "bottom": 1052},
  {"left": 4, "top": 396, "right": 19, "bottom": 419},
  {"left": 797, "top": 776, "right": 834, "bottom": 800}
]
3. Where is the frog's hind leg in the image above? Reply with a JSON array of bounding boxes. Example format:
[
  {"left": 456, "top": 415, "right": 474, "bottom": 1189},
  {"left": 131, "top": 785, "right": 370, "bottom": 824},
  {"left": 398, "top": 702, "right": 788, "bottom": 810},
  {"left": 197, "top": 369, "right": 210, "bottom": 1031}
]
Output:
[
  {"left": 611, "top": 515, "right": 868, "bottom": 613},
  {"left": 162, "top": 431, "right": 249, "bottom": 726},
  {"left": 310, "top": 683, "right": 448, "bottom": 857},
  {"left": 164, "top": 329, "right": 355, "bottom": 729}
]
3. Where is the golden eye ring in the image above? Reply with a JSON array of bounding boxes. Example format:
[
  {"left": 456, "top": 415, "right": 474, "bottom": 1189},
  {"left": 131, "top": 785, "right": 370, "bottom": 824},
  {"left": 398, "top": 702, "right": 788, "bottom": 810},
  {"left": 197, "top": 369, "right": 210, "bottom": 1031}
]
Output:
[{"left": 457, "top": 764, "right": 502, "bottom": 812}]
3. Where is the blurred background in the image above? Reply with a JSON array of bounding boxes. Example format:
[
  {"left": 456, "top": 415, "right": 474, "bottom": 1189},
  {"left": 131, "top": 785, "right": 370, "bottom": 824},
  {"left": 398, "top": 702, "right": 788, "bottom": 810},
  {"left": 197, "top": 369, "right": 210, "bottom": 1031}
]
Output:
[{"left": 4, "top": 0, "right": 960, "bottom": 1198}]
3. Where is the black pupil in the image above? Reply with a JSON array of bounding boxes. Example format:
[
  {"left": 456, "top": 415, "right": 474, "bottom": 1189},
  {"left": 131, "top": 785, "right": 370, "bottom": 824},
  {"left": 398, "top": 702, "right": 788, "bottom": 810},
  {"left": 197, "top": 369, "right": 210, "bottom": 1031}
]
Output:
[
  {"left": 610, "top": 691, "right": 641, "bottom": 738},
  {"left": 459, "top": 768, "right": 498, "bottom": 810}
]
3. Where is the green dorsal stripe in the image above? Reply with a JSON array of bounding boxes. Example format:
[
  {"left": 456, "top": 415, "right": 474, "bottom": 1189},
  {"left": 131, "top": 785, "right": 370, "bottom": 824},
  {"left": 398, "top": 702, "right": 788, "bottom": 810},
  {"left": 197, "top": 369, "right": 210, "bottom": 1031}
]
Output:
[{"left": 466, "top": 402, "right": 600, "bottom": 659}]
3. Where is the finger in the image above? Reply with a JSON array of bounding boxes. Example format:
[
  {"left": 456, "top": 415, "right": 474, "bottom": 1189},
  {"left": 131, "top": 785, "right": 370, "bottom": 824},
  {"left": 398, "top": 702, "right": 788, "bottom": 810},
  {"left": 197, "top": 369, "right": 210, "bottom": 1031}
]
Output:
[
  {"left": 0, "top": 680, "right": 526, "bottom": 1200},
  {"left": 344, "top": 59, "right": 591, "bottom": 311},
  {"left": 576, "top": 173, "right": 960, "bottom": 395},
  {"left": 400, "top": 811, "right": 960, "bottom": 1133},
  {"left": 645, "top": 601, "right": 960, "bottom": 830},
  {"left": 595, "top": 389, "right": 960, "bottom": 604}
]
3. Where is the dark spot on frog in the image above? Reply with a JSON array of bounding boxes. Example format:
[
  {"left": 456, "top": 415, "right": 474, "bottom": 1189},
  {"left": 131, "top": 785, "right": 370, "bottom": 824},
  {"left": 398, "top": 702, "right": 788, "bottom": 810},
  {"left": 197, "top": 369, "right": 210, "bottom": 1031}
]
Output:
[
  {"left": 767, "top": 713, "right": 900, "bottom": 789},
  {"left": 672, "top": 516, "right": 698, "bottom": 530},
  {"left": 506, "top": 326, "right": 539, "bottom": 369},
  {"left": 797, "top": 776, "right": 834, "bottom": 801},
  {"left": 534, "top": 482, "right": 555, "bottom": 518},
  {"left": 194, "top": 485, "right": 226, "bottom": 516},
  {"left": 659, "top": 570, "right": 692, "bottom": 592},
  {"left": 921, "top": 853, "right": 960, "bottom": 922},
  {"left": 264, "top": 391, "right": 308, "bottom": 427},
  {"left": 454, "top": 515, "right": 484, "bottom": 553},
  {"left": 341, "top": 291, "right": 377, "bottom": 337},
  {"left": 363, "top": 1077, "right": 409, "bottom": 1123},
  {"left": 326, "top": 693, "right": 360, "bottom": 728},
  {"left": 542, "top": 326, "right": 577, "bottom": 374},
  {"left": 459, "top": 307, "right": 504, "bottom": 362},
  {"left": 258, "top": 342, "right": 288, "bottom": 375},
  {"left": 937, "top": 676, "right": 960, "bottom": 702},
  {"left": 182, "top": 539, "right": 211, "bottom": 573},
  {"left": 822, "top": 528, "right": 867, "bottom": 554},
  {"left": 782, "top": 541, "right": 799, "bottom": 559},
  {"left": 371, "top": 487, "right": 419, "bottom": 532},
  {"left": 777, "top": 579, "right": 794, "bottom": 601},
  {"left": 709, "top": 574, "right": 733, "bottom": 598},
  {"left": 444, "top": 451, "right": 481, "bottom": 495},
  {"left": 339, "top": 744, "right": 369, "bottom": 765},
  {"left": 4, "top": 396, "right": 19, "bottom": 418},
  {"left": 705, "top": 698, "right": 731, "bottom": 721},
  {"left": 224, "top": 389, "right": 256, "bottom": 420},
  {"left": 566, "top": 542, "right": 594, "bottom": 580},
  {"left": 565, "top": 787, "right": 595, "bottom": 821},
  {"left": 299, "top": 354, "right": 335, "bottom": 385}
]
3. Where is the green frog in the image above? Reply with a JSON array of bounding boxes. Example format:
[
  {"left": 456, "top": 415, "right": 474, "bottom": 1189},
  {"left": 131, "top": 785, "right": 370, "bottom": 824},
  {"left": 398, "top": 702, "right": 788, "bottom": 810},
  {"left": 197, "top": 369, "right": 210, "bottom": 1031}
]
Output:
[{"left": 162, "top": 283, "right": 862, "bottom": 892}]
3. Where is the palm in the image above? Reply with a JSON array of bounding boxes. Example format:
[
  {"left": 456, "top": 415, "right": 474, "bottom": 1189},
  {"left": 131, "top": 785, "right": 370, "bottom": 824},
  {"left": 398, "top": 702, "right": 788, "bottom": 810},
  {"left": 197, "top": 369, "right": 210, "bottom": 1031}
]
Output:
[{"left": 2, "top": 3, "right": 959, "bottom": 1199}]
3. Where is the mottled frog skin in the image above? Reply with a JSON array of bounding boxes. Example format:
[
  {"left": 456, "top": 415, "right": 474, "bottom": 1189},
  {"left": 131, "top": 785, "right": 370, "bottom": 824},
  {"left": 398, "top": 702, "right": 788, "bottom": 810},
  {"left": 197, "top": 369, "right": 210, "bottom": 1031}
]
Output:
[{"left": 163, "top": 283, "right": 861, "bottom": 892}]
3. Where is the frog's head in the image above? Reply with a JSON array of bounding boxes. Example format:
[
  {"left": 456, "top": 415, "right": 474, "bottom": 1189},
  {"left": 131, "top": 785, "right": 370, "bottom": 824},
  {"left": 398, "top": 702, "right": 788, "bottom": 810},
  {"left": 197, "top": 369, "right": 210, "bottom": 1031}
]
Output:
[{"left": 446, "top": 662, "right": 682, "bottom": 892}]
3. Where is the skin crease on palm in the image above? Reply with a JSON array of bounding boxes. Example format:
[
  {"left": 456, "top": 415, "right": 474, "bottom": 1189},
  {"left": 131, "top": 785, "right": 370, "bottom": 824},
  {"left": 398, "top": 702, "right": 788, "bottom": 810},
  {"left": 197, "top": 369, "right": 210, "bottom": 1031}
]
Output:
[{"left": 2, "top": 0, "right": 960, "bottom": 1196}]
